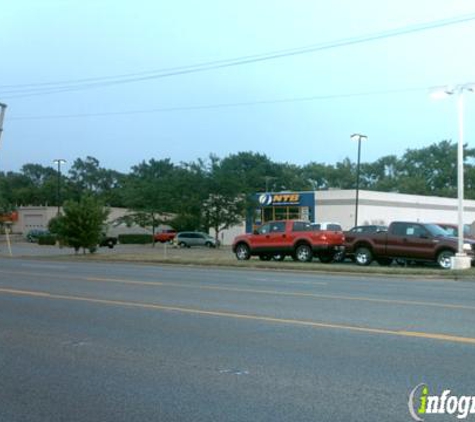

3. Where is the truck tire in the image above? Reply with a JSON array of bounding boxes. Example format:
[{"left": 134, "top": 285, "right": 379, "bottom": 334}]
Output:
[
  {"left": 437, "top": 250, "right": 454, "bottom": 269},
  {"left": 235, "top": 243, "right": 251, "bottom": 260},
  {"left": 355, "top": 247, "right": 373, "bottom": 266},
  {"left": 295, "top": 244, "right": 313, "bottom": 262},
  {"left": 333, "top": 250, "right": 346, "bottom": 263}
]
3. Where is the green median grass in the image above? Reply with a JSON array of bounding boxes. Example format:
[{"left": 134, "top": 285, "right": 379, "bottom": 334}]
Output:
[{"left": 63, "top": 245, "right": 475, "bottom": 280}]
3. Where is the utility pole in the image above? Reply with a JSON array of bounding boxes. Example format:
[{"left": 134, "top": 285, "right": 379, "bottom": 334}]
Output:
[
  {"left": 350, "top": 133, "right": 368, "bottom": 227},
  {"left": 53, "top": 159, "right": 67, "bottom": 215},
  {"left": 0, "top": 103, "right": 7, "bottom": 145}
]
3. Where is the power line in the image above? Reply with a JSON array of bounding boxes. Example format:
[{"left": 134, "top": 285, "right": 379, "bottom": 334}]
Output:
[
  {"left": 8, "top": 86, "right": 441, "bottom": 121},
  {"left": 2, "top": 12, "right": 475, "bottom": 99}
]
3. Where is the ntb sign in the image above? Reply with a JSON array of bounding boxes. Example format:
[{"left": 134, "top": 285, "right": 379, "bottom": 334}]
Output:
[{"left": 258, "top": 193, "right": 300, "bottom": 206}]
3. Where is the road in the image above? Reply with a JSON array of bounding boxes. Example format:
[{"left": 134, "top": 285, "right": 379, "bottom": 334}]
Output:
[{"left": 1, "top": 258, "right": 474, "bottom": 421}]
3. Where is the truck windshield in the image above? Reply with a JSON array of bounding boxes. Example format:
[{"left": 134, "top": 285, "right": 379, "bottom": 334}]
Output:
[{"left": 425, "top": 224, "right": 450, "bottom": 237}]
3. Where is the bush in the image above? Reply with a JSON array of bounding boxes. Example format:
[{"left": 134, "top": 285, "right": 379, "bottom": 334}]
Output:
[
  {"left": 118, "top": 234, "right": 153, "bottom": 244},
  {"left": 38, "top": 235, "right": 57, "bottom": 245},
  {"left": 49, "top": 196, "right": 109, "bottom": 254}
]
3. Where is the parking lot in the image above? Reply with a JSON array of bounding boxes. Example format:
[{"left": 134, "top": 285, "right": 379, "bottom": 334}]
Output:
[{"left": 2, "top": 237, "right": 473, "bottom": 279}]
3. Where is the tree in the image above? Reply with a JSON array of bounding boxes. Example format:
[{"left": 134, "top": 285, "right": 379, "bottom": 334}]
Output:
[
  {"left": 201, "top": 156, "right": 247, "bottom": 241},
  {"left": 68, "top": 156, "right": 125, "bottom": 206},
  {"left": 202, "top": 193, "right": 245, "bottom": 242},
  {"left": 218, "top": 152, "right": 277, "bottom": 193},
  {"left": 49, "top": 196, "right": 109, "bottom": 254},
  {"left": 396, "top": 140, "right": 458, "bottom": 197}
]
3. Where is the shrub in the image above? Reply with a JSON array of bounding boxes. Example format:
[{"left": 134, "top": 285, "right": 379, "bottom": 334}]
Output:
[
  {"left": 38, "top": 235, "right": 57, "bottom": 245},
  {"left": 50, "top": 196, "right": 109, "bottom": 254},
  {"left": 118, "top": 234, "right": 153, "bottom": 244}
]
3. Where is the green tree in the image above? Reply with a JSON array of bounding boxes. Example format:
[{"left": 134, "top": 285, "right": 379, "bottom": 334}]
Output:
[
  {"left": 199, "top": 155, "right": 249, "bottom": 239},
  {"left": 68, "top": 156, "right": 124, "bottom": 206},
  {"left": 49, "top": 196, "right": 109, "bottom": 254},
  {"left": 218, "top": 152, "right": 277, "bottom": 193}
]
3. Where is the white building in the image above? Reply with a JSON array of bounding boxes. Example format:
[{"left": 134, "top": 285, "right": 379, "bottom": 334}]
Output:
[
  {"left": 315, "top": 190, "right": 475, "bottom": 230},
  {"left": 10, "top": 206, "right": 169, "bottom": 236},
  {"left": 215, "top": 189, "right": 475, "bottom": 245}
]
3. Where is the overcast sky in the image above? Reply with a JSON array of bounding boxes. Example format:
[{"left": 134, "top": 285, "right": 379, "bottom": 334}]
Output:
[{"left": 2, "top": 0, "right": 475, "bottom": 173}]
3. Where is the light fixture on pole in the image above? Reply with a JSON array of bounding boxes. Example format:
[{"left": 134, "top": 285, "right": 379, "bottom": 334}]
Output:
[
  {"left": 351, "top": 133, "right": 368, "bottom": 227},
  {"left": 0, "top": 102, "right": 7, "bottom": 145},
  {"left": 53, "top": 159, "right": 67, "bottom": 215},
  {"left": 432, "top": 83, "right": 474, "bottom": 270}
]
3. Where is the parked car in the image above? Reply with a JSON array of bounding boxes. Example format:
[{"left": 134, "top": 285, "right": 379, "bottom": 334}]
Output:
[
  {"left": 174, "top": 232, "right": 219, "bottom": 248},
  {"left": 347, "top": 225, "right": 388, "bottom": 234},
  {"left": 435, "top": 223, "right": 475, "bottom": 240},
  {"left": 25, "top": 229, "right": 50, "bottom": 243},
  {"left": 344, "top": 221, "right": 475, "bottom": 269},
  {"left": 154, "top": 229, "right": 177, "bottom": 243},
  {"left": 99, "top": 235, "right": 118, "bottom": 249},
  {"left": 312, "top": 222, "right": 345, "bottom": 262},
  {"left": 311, "top": 222, "right": 343, "bottom": 232},
  {"left": 232, "top": 220, "right": 345, "bottom": 263}
]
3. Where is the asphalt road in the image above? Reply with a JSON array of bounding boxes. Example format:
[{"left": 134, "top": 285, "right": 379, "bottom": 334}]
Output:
[{"left": 1, "top": 258, "right": 475, "bottom": 422}]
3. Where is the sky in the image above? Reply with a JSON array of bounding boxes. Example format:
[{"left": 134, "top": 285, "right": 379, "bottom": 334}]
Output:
[{"left": 1, "top": 0, "right": 475, "bottom": 174}]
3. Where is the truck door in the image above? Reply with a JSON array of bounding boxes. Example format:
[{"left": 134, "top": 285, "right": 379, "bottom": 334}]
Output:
[
  {"left": 386, "top": 222, "right": 435, "bottom": 259},
  {"left": 267, "top": 221, "right": 289, "bottom": 252},
  {"left": 251, "top": 223, "right": 272, "bottom": 252}
]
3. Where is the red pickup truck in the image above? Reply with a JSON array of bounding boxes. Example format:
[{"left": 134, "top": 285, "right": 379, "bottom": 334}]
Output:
[
  {"left": 153, "top": 229, "right": 177, "bottom": 243},
  {"left": 232, "top": 220, "right": 345, "bottom": 263},
  {"left": 345, "top": 221, "right": 475, "bottom": 269}
]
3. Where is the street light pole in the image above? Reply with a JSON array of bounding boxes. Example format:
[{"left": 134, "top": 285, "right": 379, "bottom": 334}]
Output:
[
  {"left": 432, "top": 84, "right": 473, "bottom": 269},
  {"left": 457, "top": 89, "right": 466, "bottom": 258},
  {"left": 0, "top": 102, "right": 7, "bottom": 145},
  {"left": 53, "top": 159, "right": 66, "bottom": 215},
  {"left": 351, "top": 133, "right": 368, "bottom": 227}
]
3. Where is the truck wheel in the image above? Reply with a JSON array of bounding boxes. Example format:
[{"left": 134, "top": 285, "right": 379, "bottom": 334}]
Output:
[
  {"left": 376, "top": 258, "right": 392, "bottom": 266},
  {"left": 235, "top": 243, "right": 251, "bottom": 260},
  {"left": 295, "top": 244, "right": 312, "bottom": 262},
  {"left": 107, "top": 240, "right": 115, "bottom": 249},
  {"left": 437, "top": 250, "right": 454, "bottom": 269},
  {"left": 333, "top": 251, "right": 346, "bottom": 263},
  {"left": 355, "top": 247, "right": 373, "bottom": 266}
]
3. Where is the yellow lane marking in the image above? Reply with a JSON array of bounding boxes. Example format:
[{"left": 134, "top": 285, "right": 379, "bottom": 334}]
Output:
[
  {"left": 1, "top": 269, "right": 474, "bottom": 311},
  {"left": 0, "top": 270, "right": 165, "bottom": 287},
  {"left": 84, "top": 277, "right": 475, "bottom": 312},
  {"left": 1, "top": 287, "right": 475, "bottom": 345}
]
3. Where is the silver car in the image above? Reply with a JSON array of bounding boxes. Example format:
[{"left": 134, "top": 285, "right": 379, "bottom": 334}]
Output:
[{"left": 174, "top": 232, "right": 219, "bottom": 248}]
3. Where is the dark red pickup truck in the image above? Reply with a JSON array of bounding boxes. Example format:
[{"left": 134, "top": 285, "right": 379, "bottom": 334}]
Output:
[
  {"left": 232, "top": 220, "right": 345, "bottom": 263},
  {"left": 345, "top": 221, "right": 475, "bottom": 269}
]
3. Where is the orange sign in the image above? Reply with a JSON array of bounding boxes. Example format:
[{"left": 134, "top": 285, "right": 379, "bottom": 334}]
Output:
[
  {"left": 272, "top": 194, "right": 300, "bottom": 203},
  {"left": 0, "top": 211, "right": 18, "bottom": 222}
]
